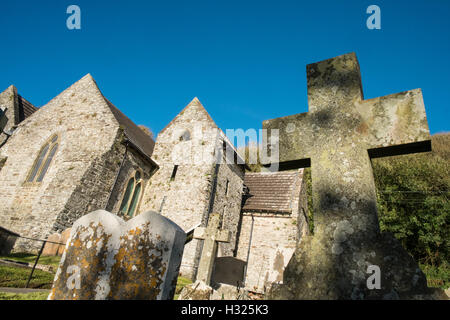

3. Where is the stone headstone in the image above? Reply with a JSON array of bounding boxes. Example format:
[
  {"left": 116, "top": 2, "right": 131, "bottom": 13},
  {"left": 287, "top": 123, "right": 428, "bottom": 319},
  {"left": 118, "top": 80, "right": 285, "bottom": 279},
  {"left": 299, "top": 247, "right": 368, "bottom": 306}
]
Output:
[
  {"left": 57, "top": 228, "right": 71, "bottom": 256},
  {"left": 211, "top": 257, "right": 246, "bottom": 287},
  {"left": 178, "top": 280, "right": 214, "bottom": 300},
  {"left": 263, "top": 52, "right": 435, "bottom": 299},
  {"left": 210, "top": 283, "right": 249, "bottom": 300},
  {"left": 48, "top": 210, "right": 186, "bottom": 300},
  {"left": 42, "top": 233, "right": 62, "bottom": 256},
  {"left": 0, "top": 226, "right": 19, "bottom": 255},
  {"left": 193, "top": 213, "right": 230, "bottom": 285},
  {"left": 178, "top": 280, "right": 249, "bottom": 300}
]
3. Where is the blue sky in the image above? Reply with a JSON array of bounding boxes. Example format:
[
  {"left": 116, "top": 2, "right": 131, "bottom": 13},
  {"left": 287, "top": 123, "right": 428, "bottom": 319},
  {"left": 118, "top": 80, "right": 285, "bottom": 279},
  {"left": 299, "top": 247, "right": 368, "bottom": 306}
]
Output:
[{"left": 1, "top": 0, "right": 449, "bottom": 143}]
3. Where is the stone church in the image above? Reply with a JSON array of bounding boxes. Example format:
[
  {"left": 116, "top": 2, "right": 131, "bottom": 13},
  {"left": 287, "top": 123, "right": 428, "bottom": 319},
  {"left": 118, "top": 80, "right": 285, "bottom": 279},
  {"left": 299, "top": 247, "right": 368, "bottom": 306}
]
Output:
[{"left": 0, "top": 75, "right": 308, "bottom": 293}]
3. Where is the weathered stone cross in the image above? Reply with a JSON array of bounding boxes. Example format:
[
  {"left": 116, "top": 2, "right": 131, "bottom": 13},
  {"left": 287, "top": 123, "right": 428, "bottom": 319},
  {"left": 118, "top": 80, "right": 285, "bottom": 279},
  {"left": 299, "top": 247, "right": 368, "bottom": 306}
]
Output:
[
  {"left": 263, "top": 53, "right": 432, "bottom": 299},
  {"left": 194, "top": 212, "right": 230, "bottom": 285}
]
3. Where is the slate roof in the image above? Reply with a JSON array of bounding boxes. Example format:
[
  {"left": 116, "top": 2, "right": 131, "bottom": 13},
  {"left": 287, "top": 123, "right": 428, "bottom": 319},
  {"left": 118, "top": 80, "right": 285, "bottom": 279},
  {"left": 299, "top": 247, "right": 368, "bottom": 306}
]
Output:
[
  {"left": 17, "top": 95, "right": 38, "bottom": 123},
  {"left": 242, "top": 171, "right": 301, "bottom": 214},
  {"left": 103, "top": 98, "right": 156, "bottom": 160}
]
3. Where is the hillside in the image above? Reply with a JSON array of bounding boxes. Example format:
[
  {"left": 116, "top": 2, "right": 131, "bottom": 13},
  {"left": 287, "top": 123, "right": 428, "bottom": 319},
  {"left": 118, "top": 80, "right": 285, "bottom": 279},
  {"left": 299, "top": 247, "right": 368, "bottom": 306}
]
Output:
[{"left": 372, "top": 133, "right": 449, "bottom": 268}]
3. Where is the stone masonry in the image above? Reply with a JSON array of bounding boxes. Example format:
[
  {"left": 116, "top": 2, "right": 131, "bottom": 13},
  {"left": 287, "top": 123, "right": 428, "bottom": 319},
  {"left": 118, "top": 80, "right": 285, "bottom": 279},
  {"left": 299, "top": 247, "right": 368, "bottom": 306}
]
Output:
[
  {"left": 1, "top": 75, "right": 311, "bottom": 297},
  {"left": 236, "top": 169, "right": 308, "bottom": 293},
  {"left": 140, "top": 98, "right": 245, "bottom": 279},
  {"left": 0, "top": 75, "right": 157, "bottom": 252}
]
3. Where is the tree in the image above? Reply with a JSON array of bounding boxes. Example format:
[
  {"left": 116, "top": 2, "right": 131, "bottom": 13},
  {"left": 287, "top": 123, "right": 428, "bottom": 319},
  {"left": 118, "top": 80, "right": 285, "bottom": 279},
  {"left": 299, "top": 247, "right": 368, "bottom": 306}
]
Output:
[{"left": 138, "top": 125, "right": 154, "bottom": 140}]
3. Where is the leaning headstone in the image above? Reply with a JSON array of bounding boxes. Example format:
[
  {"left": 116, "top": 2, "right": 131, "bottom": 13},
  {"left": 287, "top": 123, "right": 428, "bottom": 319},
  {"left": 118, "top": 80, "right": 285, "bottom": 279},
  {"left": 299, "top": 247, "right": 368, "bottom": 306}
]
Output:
[
  {"left": 0, "top": 226, "right": 19, "bottom": 255},
  {"left": 42, "top": 233, "right": 62, "bottom": 256},
  {"left": 48, "top": 210, "right": 186, "bottom": 300},
  {"left": 178, "top": 280, "right": 249, "bottom": 300},
  {"left": 193, "top": 213, "right": 230, "bottom": 285},
  {"left": 57, "top": 228, "right": 71, "bottom": 256},
  {"left": 263, "top": 52, "right": 437, "bottom": 299}
]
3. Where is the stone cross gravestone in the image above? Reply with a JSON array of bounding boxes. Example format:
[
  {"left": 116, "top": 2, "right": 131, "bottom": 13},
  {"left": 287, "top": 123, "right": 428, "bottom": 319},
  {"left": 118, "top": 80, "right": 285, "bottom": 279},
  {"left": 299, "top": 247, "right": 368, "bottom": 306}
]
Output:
[
  {"left": 48, "top": 210, "right": 186, "bottom": 300},
  {"left": 263, "top": 52, "right": 433, "bottom": 299},
  {"left": 194, "top": 213, "right": 230, "bottom": 285}
]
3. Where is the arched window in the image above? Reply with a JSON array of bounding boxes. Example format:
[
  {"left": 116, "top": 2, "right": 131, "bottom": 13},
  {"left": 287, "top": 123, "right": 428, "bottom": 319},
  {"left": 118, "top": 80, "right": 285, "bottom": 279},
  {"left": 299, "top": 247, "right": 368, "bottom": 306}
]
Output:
[
  {"left": 119, "top": 170, "right": 143, "bottom": 217},
  {"left": 27, "top": 135, "right": 59, "bottom": 183}
]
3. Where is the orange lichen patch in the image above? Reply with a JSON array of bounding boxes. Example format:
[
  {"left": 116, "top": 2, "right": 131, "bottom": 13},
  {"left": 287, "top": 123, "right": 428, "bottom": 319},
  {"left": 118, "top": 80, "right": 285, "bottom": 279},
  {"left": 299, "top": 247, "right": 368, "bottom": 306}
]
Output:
[
  {"left": 49, "top": 223, "right": 111, "bottom": 300},
  {"left": 49, "top": 214, "right": 182, "bottom": 300},
  {"left": 128, "top": 227, "right": 143, "bottom": 236},
  {"left": 72, "top": 238, "right": 82, "bottom": 248},
  {"left": 80, "top": 257, "right": 90, "bottom": 269},
  {"left": 108, "top": 224, "right": 167, "bottom": 300},
  {"left": 49, "top": 287, "right": 56, "bottom": 299}
]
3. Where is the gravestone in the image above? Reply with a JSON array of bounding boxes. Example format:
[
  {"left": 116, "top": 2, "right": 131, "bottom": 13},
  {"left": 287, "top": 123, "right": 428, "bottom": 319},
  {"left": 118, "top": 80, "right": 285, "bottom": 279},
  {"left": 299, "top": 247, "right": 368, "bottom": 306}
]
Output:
[
  {"left": 211, "top": 257, "right": 246, "bottom": 287},
  {"left": 48, "top": 210, "right": 186, "bottom": 300},
  {"left": 193, "top": 213, "right": 230, "bottom": 285},
  {"left": 263, "top": 52, "right": 434, "bottom": 299},
  {"left": 0, "top": 226, "right": 19, "bottom": 255},
  {"left": 57, "top": 228, "right": 72, "bottom": 256},
  {"left": 42, "top": 233, "right": 62, "bottom": 256}
]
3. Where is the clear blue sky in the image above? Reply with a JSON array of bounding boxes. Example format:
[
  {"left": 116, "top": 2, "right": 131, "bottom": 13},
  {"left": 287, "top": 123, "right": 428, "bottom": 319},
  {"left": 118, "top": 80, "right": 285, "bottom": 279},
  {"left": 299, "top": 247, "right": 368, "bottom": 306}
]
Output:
[{"left": 1, "top": 0, "right": 449, "bottom": 142}]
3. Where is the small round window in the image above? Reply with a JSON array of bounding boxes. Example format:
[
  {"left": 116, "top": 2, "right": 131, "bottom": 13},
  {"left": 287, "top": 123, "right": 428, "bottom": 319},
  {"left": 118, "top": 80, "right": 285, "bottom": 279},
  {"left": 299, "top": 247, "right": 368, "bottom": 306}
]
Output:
[{"left": 179, "top": 130, "right": 191, "bottom": 142}]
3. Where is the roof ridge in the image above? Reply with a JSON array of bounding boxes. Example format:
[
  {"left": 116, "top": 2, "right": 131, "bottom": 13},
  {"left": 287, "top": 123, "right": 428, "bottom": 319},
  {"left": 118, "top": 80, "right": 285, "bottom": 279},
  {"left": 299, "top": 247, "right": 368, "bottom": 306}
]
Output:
[{"left": 158, "top": 97, "right": 218, "bottom": 137}]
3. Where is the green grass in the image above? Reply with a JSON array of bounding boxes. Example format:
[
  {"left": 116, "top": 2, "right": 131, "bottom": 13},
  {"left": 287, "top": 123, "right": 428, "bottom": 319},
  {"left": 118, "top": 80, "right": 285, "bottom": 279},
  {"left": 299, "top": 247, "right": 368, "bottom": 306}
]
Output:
[
  {"left": 421, "top": 263, "right": 450, "bottom": 289},
  {"left": 0, "top": 252, "right": 61, "bottom": 268},
  {"left": 0, "top": 265, "right": 55, "bottom": 289},
  {"left": 0, "top": 291, "right": 49, "bottom": 300},
  {"left": 174, "top": 276, "right": 192, "bottom": 300}
]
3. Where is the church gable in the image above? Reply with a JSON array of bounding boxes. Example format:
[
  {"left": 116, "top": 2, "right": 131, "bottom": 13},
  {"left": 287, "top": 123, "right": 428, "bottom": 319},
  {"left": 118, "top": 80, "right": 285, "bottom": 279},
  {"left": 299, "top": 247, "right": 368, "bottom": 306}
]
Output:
[
  {"left": 0, "top": 85, "right": 38, "bottom": 146},
  {"left": 151, "top": 98, "right": 222, "bottom": 169},
  {"left": 0, "top": 74, "right": 158, "bottom": 251},
  {"left": 158, "top": 97, "right": 218, "bottom": 139},
  {"left": 140, "top": 97, "right": 246, "bottom": 280}
]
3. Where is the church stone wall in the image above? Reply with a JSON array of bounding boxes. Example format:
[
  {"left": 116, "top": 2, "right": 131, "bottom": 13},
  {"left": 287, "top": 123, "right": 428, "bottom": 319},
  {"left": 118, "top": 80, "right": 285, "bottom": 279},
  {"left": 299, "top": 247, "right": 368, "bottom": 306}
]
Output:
[
  {"left": 51, "top": 132, "right": 158, "bottom": 233},
  {"left": 139, "top": 103, "right": 219, "bottom": 279},
  {"left": 0, "top": 86, "right": 17, "bottom": 146},
  {"left": 106, "top": 146, "right": 157, "bottom": 218},
  {"left": 236, "top": 169, "right": 308, "bottom": 293},
  {"left": 139, "top": 100, "right": 245, "bottom": 280},
  {"left": 0, "top": 75, "right": 121, "bottom": 252}
]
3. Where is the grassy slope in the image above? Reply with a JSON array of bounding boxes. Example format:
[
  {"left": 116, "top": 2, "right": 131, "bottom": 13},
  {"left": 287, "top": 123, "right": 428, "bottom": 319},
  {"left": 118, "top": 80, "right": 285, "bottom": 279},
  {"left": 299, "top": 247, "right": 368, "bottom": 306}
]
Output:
[
  {"left": 0, "top": 291, "right": 49, "bottom": 300},
  {"left": 0, "top": 265, "right": 55, "bottom": 289},
  {"left": 0, "top": 252, "right": 191, "bottom": 300},
  {"left": 0, "top": 252, "right": 61, "bottom": 268},
  {"left": 372, "top": 133, "right": 450, "bottom": 289}
]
